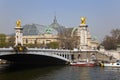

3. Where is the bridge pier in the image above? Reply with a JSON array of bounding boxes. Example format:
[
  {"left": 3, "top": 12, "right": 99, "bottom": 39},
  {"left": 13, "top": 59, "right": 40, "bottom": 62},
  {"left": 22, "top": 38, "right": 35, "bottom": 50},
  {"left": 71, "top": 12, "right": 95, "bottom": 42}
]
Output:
[{"left": 70, "top": 50, "right": 116, "bottom": 63}]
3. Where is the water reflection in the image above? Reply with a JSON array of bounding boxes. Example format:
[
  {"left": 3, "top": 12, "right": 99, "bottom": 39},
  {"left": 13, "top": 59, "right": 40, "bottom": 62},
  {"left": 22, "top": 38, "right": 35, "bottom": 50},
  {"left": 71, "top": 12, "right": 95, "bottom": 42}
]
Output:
[
  {"left": 0, "top": 64, "right": 67, "bottom": 80},
  {"left": 79, "top": 67, "right": 91, "bottom": 80},
  {"left": 0, "top": 64, "right": 120, "bottom": 80}
]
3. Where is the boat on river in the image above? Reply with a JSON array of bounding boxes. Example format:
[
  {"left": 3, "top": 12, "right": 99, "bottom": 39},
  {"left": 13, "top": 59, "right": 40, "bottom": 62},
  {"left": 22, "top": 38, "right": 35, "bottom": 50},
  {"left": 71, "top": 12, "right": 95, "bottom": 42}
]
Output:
[
  {"left": 70, "top": 59, "right": 96, "bottom": 67},
  {"left": 100, "top": 60, "right": 120, "bottom": 67},
  {"left": 70, "top": 52, "right": 97, "bottom": 67}
]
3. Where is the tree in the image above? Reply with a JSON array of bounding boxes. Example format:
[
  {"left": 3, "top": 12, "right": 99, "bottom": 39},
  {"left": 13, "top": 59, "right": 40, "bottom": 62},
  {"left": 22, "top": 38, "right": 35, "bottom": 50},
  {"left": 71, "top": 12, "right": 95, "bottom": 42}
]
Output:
[
  {"left": 102, "top": 35, "right": 116, "bottom": 50},
  {"left": 25, "top": 43, "right": 37, "bottom": 48},
  {"left": 0, "top": 34, "right": 6, "bottom": 47},
  {"left": 7, "top": 36, "right": 15, "bottom": 47},
  {"left": 102, "top": 28, "right": 120, "bottom": 50},
  {"left": 58, "top": 28, "right": 75, "bottom": 49},
  {"left": 46, "top": 42, "right": 59, "bottom": 49},
  {"left": 111, "top": 29, "right": 120, "bottom": 44}
]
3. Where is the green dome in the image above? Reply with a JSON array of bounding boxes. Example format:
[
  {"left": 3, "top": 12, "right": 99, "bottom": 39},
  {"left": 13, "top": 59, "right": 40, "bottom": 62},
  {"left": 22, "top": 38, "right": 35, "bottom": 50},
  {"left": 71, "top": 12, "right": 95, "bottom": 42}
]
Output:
[{"left": 45, "top": 26, "right": 58, "bottom": 34}]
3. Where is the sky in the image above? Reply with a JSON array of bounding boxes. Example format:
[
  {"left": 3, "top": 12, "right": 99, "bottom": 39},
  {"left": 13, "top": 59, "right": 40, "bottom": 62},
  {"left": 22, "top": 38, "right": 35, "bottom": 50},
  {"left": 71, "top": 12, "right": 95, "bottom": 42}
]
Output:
[{"left": 0, "top": 0, "right": 120, "bottom": 41}]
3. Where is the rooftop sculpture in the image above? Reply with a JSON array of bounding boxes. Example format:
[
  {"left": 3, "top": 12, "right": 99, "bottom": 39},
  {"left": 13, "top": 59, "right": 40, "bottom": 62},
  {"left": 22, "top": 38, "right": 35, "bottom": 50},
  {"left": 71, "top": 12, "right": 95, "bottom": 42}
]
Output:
[
  {"left": 81, "top": 17, "right": 86, "bottom": 25},
  {"left": 16, "top": 20, "right": 21, "bottom": 27}
]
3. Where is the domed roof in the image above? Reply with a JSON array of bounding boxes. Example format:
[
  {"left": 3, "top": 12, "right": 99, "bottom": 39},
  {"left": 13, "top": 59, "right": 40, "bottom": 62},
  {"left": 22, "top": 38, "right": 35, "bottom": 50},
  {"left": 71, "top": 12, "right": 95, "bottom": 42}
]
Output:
[
  {"left": 22, "top": 16, "right": 65, "bottom": 35},
  {"left": 91, "top": 36, "right": 98, "bottom": 41},
  {"left": 22, "top": 24, "right": 37, "bottom": 35},
  {"left": 23, "top": 24, "right": 45, "bottom": 35},
  {"left": 49, "top": 16, "right": 65, "bottom": 34},
  {"left": 23, "top": 24, "right": 58, "bottom": 35},
  {"left": 71, "top": 27, "right": 78, "bottom": 36}
]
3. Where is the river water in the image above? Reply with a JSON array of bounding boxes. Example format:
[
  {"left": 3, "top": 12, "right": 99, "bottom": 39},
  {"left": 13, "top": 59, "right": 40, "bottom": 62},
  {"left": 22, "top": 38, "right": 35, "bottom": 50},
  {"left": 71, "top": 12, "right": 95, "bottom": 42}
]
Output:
[{"left": 0, "top": 64, "right": 120, "bottom": 80}]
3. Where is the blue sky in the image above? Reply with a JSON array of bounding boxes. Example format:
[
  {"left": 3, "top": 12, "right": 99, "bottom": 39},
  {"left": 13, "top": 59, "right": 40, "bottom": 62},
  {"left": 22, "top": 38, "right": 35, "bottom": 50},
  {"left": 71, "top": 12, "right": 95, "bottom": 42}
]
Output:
[{"left": 0, "top": 0, "right": 120, "bottom": 41}]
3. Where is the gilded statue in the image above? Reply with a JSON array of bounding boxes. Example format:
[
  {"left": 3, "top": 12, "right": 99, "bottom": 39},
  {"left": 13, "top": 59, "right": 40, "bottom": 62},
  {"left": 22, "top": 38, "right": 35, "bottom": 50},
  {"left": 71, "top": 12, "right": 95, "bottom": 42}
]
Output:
[
  {"left": 16, "top": 20, "right": 21, "bottom": 27},
  {"left": 81, "top": 17, "right": 86, "bottom": 25}
]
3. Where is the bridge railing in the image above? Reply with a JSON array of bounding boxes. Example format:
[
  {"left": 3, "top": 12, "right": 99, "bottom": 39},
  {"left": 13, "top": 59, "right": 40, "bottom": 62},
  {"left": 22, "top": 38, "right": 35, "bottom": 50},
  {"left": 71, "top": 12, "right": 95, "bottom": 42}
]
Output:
[{"left": 26, "top": 49, "right": 72, "bottom": 62}]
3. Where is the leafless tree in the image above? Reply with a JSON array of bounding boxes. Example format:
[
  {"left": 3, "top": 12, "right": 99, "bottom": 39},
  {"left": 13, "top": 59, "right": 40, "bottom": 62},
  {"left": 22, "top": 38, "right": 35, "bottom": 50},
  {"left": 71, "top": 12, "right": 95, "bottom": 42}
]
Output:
[{"left": 102, "top": 28, "right": 120, "bottom": 50}]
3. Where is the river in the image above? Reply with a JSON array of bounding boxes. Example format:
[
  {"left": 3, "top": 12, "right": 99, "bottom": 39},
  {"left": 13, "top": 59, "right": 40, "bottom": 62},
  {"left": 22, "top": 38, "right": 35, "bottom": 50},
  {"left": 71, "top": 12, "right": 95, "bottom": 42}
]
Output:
[{"left": 0, "top": 64, "right": 120, "bottom": 80}]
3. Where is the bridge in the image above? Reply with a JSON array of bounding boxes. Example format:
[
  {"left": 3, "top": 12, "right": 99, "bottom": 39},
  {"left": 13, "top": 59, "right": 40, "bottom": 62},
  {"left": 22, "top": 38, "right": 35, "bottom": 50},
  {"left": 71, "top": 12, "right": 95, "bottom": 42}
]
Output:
[
  {"left": 0, "top": 48, "right": 116, "bottom": 66},
  {"left": 0, "top": 19, "right": 117, "bottom": 65},
  {"left": 0, "top": 48, "right": 72, "bottom": 65}
]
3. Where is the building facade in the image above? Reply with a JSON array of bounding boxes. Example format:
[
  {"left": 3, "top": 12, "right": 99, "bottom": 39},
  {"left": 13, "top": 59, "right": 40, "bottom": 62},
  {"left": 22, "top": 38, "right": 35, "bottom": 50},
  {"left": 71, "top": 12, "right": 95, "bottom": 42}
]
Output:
[
  {"left": 23, "top": 34, "right": 58, "bottom": 45},
  {"left": 6, "top": 16, "right": 99, "bottom": 49}
]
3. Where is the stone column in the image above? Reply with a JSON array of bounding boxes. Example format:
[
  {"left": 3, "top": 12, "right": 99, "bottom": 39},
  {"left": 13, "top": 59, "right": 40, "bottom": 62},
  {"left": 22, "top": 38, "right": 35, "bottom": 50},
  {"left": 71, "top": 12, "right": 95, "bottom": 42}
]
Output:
[
  {"left": 14, "top": 20, "right": 23, "bottom": 46},
  {"left": 79, "top": 24, "right": 88, "bottom": 50}
]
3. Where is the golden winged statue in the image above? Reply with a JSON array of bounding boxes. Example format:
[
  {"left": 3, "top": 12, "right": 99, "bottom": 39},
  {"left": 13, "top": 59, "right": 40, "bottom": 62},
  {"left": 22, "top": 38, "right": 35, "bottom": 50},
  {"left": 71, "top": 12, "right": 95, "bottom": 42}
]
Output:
[
  {"left": 16, "top": 20, "right": 21, "bottom": 27},
  {"left": 81, "top": 17, "right": 86, "bottom": 25}
]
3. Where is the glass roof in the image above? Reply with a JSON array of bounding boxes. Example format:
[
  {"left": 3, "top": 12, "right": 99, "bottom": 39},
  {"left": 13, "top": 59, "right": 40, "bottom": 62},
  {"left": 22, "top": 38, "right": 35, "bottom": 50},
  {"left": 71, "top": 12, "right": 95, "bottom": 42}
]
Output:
[{"left": 22, "top": 16, "right": 65, "bottom": 35}]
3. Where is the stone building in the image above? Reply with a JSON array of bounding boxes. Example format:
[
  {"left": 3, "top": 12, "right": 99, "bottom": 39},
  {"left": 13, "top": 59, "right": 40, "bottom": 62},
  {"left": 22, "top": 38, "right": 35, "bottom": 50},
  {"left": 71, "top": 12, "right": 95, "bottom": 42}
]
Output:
[
  {"left": 23, "top": 34, "right": 58, "bottom": 45},
  {"left": 71, "top": 17, "right": 99, "bottom": 50},
  {"left": 22, "top": 16, "right": 64, "bottom": 47}
]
